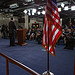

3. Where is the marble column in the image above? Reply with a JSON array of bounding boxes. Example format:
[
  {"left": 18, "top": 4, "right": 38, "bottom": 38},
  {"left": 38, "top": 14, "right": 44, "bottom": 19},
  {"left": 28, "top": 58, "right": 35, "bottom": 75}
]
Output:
[{"left": 24, "top": 14, "right": 28, "bottom": 29}]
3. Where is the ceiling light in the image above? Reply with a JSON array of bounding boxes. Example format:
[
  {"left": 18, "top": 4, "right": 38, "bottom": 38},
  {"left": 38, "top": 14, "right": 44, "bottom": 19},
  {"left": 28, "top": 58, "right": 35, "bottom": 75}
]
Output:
[
  {"left": 37, "top": 11, "right": 40, "bottom": 15},
  {"left": 71, "top": 6, "right": 75, "bottom": 11},
  {"left": 38, "top": 6, "right": 43, "bottom": 9},
  {"left": 38, "top": 7, "right": 41, "bottom": 9},
  {"left": 24, "top": 10, "right": 27, "bottom": 14},
  {"left": 23, "top": 3, "right": 28, "bottom": 5},
  {"left": 25, "top": 0, "right": 32, "bottom": 2},
  {"left": 61, "top": 3, "right": 65, "bottom": 8},
  {"left": 42, "top": 10, "right": 45, "bottom": 15},
  {"left": 64, "top": 6, "right": 68, "bottom": 11},
  {"left": 58, "top": 8, "right": 61, "bottom": 12},
  {"left": 32, "top": 9, "right": 36, "bottom": 13},
  {"left": 28, "top": 13, "right": 31, "bottom": 15},
  {"left": 10, "top": 3, "right": 19, "bottom": 8},
  {"left": 32, "top": 13, "right": 34, "bottom": 15}
]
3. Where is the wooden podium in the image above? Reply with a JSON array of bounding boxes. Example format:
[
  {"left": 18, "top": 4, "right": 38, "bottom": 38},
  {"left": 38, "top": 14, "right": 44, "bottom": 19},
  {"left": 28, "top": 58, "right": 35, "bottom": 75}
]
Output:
[{"left": 16, "top": 29, "right": 27, "bottom": 46}]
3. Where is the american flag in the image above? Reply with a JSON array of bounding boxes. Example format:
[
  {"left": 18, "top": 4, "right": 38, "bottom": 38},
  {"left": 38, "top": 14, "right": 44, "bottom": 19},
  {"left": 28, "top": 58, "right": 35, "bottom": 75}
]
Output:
[{"left": 42, "top": 0, "right": 62, "bottom": 56}]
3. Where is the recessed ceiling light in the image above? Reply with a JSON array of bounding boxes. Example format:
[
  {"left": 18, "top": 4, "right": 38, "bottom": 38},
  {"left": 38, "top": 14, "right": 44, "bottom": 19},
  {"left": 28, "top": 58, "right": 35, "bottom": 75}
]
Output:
[
  {"left": 32, "top": 13, "right": 34, "bottom": 15},
  {"left": 42, "top": 10, "right": 45, "bottom": 15},
  {"left": 24, "top": 10, "right": 27, "bottom": 14},
  {"left": 32, "top": 9, "right": 37, "bottom": 13},
  {"left": 71, "top": 6, "right": 75, "bottom": 11},
  {"left": 58, "top": 8, "right": 61, "bottom": 12},
  {"left": 37, "top": 11, "right": 40, "bottom": 15},
  {"left": 38, "top": 7, "right": 41, "bottom": 9},
  {"left": 61, "top": 3, "right": 65, "bottom": 8},
  {"left": 10, "top": 3, "right": 19, "bottom": 8}
]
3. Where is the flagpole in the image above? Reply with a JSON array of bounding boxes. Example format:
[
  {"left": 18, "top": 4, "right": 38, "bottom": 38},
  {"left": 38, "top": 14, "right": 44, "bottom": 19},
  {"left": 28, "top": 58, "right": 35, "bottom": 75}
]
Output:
[
  {"left": 42, "top": 19, "right": 54, "bottom": 75},
  {"left": 47, "top": 20, "right": 50, "bottom": 75},
  {"left": 47, "top": 19, "right": 54, "bottom": 75}
]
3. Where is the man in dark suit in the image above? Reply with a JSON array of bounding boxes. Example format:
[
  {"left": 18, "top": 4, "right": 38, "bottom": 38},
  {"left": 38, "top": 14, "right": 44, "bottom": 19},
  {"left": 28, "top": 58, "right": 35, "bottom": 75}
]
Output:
[{"left": 9, "top": 18, "right": 16, "bottom": 46}]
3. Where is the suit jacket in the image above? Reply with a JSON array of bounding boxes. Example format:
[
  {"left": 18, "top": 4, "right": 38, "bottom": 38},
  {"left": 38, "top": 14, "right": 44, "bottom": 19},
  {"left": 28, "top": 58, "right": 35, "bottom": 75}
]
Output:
[{"left": 9, "top": 21, "right": 16, "bottom": 34}]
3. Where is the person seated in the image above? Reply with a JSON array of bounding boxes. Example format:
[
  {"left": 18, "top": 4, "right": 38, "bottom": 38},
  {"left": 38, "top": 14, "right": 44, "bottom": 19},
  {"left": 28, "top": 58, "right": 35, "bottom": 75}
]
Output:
[
  {"left": 36, "top": 28, "right": 43, "bottom": 44},
  {"left": 64, "top": 29, "right": 74, "bottom": 50},
  {"left": 36, "top": 28, "right": 41, "bottom": 40},
  {"left": 29, "top": 29, "right": 35, "bottom": 40},
  {"left": 1, "top": 24, "right": 6, "bottom": 39},
  {"left": 72, "top": 29, "right": 75, "bottom": 46},
  {"left": 68, "top": 22, "right": 73, "bottom": 29},
  {"left": 37, "top": 35, "right": 42, "bottom": 44},
  {"left": 72, "top": 25, "right": 75, "bottom": 28}
]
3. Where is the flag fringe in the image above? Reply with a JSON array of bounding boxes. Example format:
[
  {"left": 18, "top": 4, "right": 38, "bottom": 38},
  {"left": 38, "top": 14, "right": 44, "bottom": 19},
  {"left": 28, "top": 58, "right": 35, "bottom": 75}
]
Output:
[
  {"left": 42, "top": 45, "right": 56, "bottom": 57},
  {"left": 42, "top": 32, "right": 62, "bottom": 57}
]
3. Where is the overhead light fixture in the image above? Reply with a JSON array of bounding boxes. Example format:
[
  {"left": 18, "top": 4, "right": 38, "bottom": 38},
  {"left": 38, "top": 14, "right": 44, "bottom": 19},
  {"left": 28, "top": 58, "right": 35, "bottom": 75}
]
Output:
[
  {"left": 42, "top": 10, "right": 45, "bottom": 15},
  {"left": 61, "top": 3, "right": 65, "bottom": 8},
  {"left": 37, "top": 11, "right": 40, "bottom": 15},
  {"left": 23, "top": 3, "right": 28, "bottom": 5},
  {"left": 38, "top": 6, "right": 43, "bottom": 9},
  {"left": 64, "top": 6, "right": 69, "bottom": 11},
  {"left": 58, "top": 8, "right": 61, "bottom": 12},
  {"left": 10, "top": 3, "right": 19, "bottom": 8},
  {"left": 71, "top": 6, "right": 75, "bottom": 11},
  {"left": 32, "top": 9, "right": 37, "bottom": 13},
  {"left": 24, "top": 10, "right": 27, "bottom": 14},
  {"left": 28, "top": 12, "right": 31, "bottom": 15},
  {"left": 32, "top": 13, "right": 34, "bottom": 15},
  {"left": 38, "top": 7, "right": 41, "bottom": 9},
  {"left": 25, "top": 0, "right": 32, "bottom": 2}
]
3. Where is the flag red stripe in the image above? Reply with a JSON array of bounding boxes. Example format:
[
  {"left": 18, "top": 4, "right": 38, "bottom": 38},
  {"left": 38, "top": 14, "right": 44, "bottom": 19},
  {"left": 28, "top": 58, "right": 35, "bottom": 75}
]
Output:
[
  {"left": 45, "top": 24, "right": 47, "bottom": 45},
  {"left": 49, "top": 20, "right": 52, "bottom": 45},
  {"left": 53, "top": 11, "right": 60, "bottom": 20},
  {"left": 53, "top": 20, "right": 62, "bottom": 30},
  {"left": 49, "top": 47, "right": 52, "bottom": 52},
  {"left": 53, "top": 31, "right": 61, "bottom": 45}
]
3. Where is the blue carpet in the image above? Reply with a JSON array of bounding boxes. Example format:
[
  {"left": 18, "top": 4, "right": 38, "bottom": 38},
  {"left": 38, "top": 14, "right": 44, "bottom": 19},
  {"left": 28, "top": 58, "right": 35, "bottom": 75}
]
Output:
[{"left": 0, "top": 38, "right": 75, "bottom": 75}]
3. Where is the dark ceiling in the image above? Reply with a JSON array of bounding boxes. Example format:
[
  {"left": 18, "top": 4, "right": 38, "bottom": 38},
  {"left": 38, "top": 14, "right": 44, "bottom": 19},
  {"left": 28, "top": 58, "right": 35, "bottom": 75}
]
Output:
[{"left": 0, "top": 0, "right": 75, "bottom": 18}]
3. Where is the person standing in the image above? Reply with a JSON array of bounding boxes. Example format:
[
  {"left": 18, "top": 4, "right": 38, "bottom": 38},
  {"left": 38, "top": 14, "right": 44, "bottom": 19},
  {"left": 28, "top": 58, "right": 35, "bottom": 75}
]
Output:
[
  {"left": 1, "top": 24, "right": 6, "bottom": 39},
  {"left": 68, "top": 22, "right": 73, "bottom": 29},
  {"left": 9, "top": 18, "right": 16, "bottom": 46}
]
